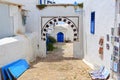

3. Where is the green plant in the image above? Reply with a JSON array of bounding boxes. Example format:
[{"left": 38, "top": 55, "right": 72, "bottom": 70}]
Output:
[
  {"left": 47, "top": 43, "right": 56, "bottom": 51},
  {"left": 47, "top": 36, "right": 56, "bottom": 51},
  {"left": 78, "top": 3, "right": 83, "bottom": 8},
  {"left": 48, "top": 36, "right": 56, "bottom": 44},
  {"left": 36, "top": 5, "right": 47, "bottom": 10},
  {"left": 63, "top": 5, "right": 67, "bottom": 8}
]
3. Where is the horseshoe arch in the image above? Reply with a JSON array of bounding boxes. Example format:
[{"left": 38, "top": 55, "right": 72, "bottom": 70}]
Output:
[{"left": 41, "top": 16, "right": 79, "bottom": 42}]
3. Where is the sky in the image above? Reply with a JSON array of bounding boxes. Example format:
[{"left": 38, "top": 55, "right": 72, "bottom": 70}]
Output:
[{"left": 53, "top": 0, "right": 84, "bottom": 4}]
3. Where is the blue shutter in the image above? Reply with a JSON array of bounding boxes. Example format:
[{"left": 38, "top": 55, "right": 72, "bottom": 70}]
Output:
[
  {"left": 40, "top": 0, "right": 42, "bottom": 4},
  {"left": 91, "top": 12, "right": 95, "bottom": 34}
]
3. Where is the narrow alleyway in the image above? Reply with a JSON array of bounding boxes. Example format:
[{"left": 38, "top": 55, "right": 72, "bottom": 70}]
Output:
[{"left": 18, "top": 43, "right": 91, "bottom": 80}]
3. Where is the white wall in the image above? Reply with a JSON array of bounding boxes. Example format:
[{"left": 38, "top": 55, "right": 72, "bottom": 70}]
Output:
[
  {"left": 0, "top": 33, "right": 38, "bottom": 68},
  {"left": 10, "top": 5, "right": 25, "bottom": 35},
  {"left": 4, "top": 0, "right": 39, "bottom": 33},
  {"left": 0, "top": 4, "right": 13, "bottom": 39},
  {"left": 0, "top": 2, "right": 25, "bottom": 39},
  {"left": 83, "top": 0, "right": 115, "bottom": 70},
  {"left": 66, "top": 26, "right": 74, "bottom": 42},
  {"left": 0, "top": 33, "right": 38, "bottom": 80},
  {"left": 3, "top": 0, "right": 41, "bottom": 56}
]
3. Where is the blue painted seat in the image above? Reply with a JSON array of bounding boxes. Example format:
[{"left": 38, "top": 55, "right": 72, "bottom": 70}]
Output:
[{"left": 1, "top": 59, "right": 29, "bottom": 80}]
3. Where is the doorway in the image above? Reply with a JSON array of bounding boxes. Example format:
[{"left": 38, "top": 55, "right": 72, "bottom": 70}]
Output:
[{"left": 57, "top": 32, "right": 64, "bottom": 42}]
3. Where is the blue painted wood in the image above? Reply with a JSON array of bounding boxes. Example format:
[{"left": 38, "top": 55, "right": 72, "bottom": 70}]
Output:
[
  {"left": 8, "top": 59, "right": 29, "bottom": 79},
  {"left": 57, "top": 32, "right": 64, "bottom": 42},
  {"left": 91, "top": 12, "right": 95, "bottom": 34},
  {"left": 5, "top": 68, "right": 13, "bottom": 80},
  {"left": 47, "top": 0, "right": 52, "bottom": 4},
  {"left": 1, "top": 59, "right": 29, "bottom": 80},
  {"left": 40, "top": 0, "right": 42, "bottom": 4},
  {"left": 1, "top": 60, "right": 21, "bottom": 80}
]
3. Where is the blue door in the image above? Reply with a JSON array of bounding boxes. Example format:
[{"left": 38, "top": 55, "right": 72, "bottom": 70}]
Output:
[{"left": 57, "top": 32, "right": 64, "bottom": 42}]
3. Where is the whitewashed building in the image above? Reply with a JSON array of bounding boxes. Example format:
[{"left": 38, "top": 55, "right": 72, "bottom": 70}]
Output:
[
  {"left": 1, "top": 0, "right": 120, "bottom": 80},
  {"left": 0, "top": 1, "right": 26, "bottom": 39},
  {"left": 4, "top": 0, "right": 83, "bottom": 58},
  {"left": 83, "top": 0, "right": 120, "bottom": 80},
  {"left": 0, "top": 1, "right": 38, "bottom": 80},
  {"left": 0, "top": 1, "right": 84, "bottom": 80}
]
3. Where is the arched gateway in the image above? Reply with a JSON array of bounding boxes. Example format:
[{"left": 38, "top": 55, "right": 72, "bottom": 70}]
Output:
[
  {"left": 39, "top": 16, "right": 83, "bottom": 59},
  {"left": 41, "top": 17, "right": 79, "bottom": 41}
]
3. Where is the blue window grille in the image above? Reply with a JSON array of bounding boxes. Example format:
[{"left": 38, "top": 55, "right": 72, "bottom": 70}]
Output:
[{"left": 91, "top": 12, "right": 95, "bottom": 34}]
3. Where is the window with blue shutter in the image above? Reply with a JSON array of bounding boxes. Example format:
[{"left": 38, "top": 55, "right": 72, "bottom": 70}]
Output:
[{"left": 91, "top": 12, "right": 95, "bottom": 34}]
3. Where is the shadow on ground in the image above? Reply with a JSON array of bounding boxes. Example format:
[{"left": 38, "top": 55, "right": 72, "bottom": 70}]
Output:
[{"left": 30, "top": 43, "right": 79, "bottom": 66}]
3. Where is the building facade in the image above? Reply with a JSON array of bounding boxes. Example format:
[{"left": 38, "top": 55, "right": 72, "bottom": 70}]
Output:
[
  {"left": 83, "top": 0, "right": 120, "bottom": 79},
  {"left": 0, "top": 0, "right": 84, "bottom": 58},
  {"left": 0, "top": 1, "right": 25, "bottom": 39},
  {"left": 1, "top": 0, "right": 120, "bottom": 80}
]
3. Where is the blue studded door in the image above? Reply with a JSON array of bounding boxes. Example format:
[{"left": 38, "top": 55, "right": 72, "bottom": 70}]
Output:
[{"left": 57, "top": 32, "right": 64, "bottom": 42}]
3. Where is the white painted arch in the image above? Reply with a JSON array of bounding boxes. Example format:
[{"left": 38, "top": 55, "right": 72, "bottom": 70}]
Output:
[
  {"left": 38, "top": 5, "right": 83, "bottom": 59},
  {"left": 41, "top": 16, "right": 79, "bottom": 42}
]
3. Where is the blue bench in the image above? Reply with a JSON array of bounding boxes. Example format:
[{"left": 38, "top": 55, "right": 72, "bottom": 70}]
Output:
[{"left": 1, "top": 59, "right": 29, "bottom": 80}]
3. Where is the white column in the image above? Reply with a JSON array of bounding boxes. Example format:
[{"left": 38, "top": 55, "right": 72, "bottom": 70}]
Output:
[
  {"left": 73, "top": 42, "right": 84, "bottom": 59},
  {"left": 39, "top": 40, "right": 46, "bottom": 57}
]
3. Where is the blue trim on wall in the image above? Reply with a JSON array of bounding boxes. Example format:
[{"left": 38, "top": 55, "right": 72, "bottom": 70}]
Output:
[
  {"left": 40, "top": 0, "right": 42, "bottom": 4},
  {"left": 91, "top": 12, "right": 95, "bottom": 34},
  {"left": 47, "top": 0, "right": 52, "bottom": 4}
]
